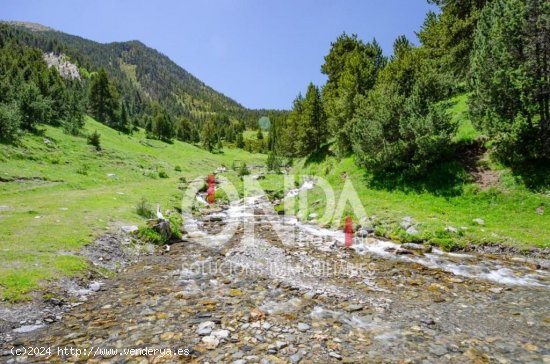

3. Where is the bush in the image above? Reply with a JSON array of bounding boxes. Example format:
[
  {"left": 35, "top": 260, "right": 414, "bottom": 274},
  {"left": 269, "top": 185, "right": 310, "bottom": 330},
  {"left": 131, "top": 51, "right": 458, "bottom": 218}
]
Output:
[
  {"left": 168, "top": 213, "right": 183, "bottom": 239},
  {"left": 135, "top": 197, "right": 155, "bottom": 218},
  {"left": 352, "top": 69, "right": 456, "bottom": 177},
  {"left": 0, "top": 102, "right": 21, "bottom": 142},
  {"left": 158, "top": 170, "right": 168, "bottom": 178},
  {"left": 174, "top": 165, "right": 182, "bottom": 172},
  {"left": 134, "top": 213, "right": 183, "bottom": 245},
  {"left": 87, "top": 130, "right": 101, "bottom": 151},
  {"left": 76, "top": 164, "right": 89, "bottom": 175},
  {"left": 135, "top": 226, "right": 165, "bottom": 245},
  {"left": 266, "top": 152, "right": 281, "bottom": 172},
  {"left": 238, "top": 162, "right": 250, "bottom": 177}
]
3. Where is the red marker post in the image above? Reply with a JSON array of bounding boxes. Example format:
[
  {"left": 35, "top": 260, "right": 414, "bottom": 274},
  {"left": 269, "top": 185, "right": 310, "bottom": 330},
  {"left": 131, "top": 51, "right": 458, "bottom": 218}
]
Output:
[
  {"left": 207, "top": 174, "right": 216, "bottom": 204},
  {"left": 344, "top": 216, "right": 353, "bottom": 248}
]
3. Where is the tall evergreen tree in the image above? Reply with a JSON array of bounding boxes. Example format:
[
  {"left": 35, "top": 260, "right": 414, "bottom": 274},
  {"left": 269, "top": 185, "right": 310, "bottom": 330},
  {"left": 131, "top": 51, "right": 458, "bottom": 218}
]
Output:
[
  {"left": 201, "top": 120, "right": 217, "bottom": 152},
  {"left": 321, "top": 34, "right": 386, "bottom": 156},
  {"left": 18, "top": 81, "right": 51, "bottom": 130},
  {"left": 296, "top": 83, "right": 326, "bottom": 155},
  {"left": 469, "top": 0, "right": 550, "bottom": 162},
  {"left": 235, "top": 131, "right": 245, "bottom": 149},
  {"left": 282, "top": 94, "right": 303, "bottom": 157},
  {"left": 88, "top": 68, "right": 119, "bottom": 127},
  {"left": 63, "top": 88, "right": 84, "bottom": 135}
]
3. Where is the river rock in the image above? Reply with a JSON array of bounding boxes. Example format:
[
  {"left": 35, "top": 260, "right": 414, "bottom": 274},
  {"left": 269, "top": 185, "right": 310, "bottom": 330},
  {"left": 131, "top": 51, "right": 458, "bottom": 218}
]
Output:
[
  {"left": 121, "top": 225, "right": 138, "bottom": 233},
  {"left": 356, "top": 227, "right": 374, "bottom": 237},
  {"left": 445, "top": 226, "right": 458, "bottom": 233},
  {"left": 212, "top": 329, "right": 230, "bottom": 339},
  {"left": 290, "top": 353, "right": 303, "bottom": 363},
  {"left": 197, "top": 321, "right": 215, "bottom": 336},
  {"left": 345, "top": 304, "right": 364, "bottom": 312},
  {"left": 401, "top": 243, "right": 426, "bottom": 251},
  {"left": 89, "top": 282, "right": 102, "bottom": 292},
  {"left": 297, "top": 323, "right": 310, "bottom": 332},
  {"left": 429, "top": 344, "right": 448, "bottom": 356},
  {"left": 400, "top": 218, "right": 412, "bottom": 229},
  {"left": 406, "top": 226, "right": 419, "bottom": 235},
  {"left": 202, "top": 335, "right": 220, "bottom": 349}
]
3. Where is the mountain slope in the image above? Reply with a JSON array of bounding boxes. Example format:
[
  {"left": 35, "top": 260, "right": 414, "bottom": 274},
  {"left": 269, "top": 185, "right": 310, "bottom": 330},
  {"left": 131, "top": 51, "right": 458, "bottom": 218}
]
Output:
[{"left": 1, "top": 21, "right": 244, "bottom": 121}]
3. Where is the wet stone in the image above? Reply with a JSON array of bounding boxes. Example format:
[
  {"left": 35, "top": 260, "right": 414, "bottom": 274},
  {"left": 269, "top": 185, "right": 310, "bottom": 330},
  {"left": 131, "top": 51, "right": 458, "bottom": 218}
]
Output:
[
  {"left": 202, "top": 335, "right": 220, "bottom": 349},
  {"left": 196, "top": 321, "right": 215, "bottom": 336},
  {"left": 345, "top": 304, "right": 364, "bottom": 312}
]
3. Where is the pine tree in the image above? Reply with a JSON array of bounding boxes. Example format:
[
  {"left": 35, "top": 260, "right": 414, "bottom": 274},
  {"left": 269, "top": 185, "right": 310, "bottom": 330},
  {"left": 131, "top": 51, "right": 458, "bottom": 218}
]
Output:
[
  {"left": 235, "top": 131, "right": 244, "bottom": 148},
  {"left": 321, "top": 34, "right": 386, "bottom": 156},
  {"left": 201, "top": 120, "right": 217, "bottom": 152},
  {"left": 297, "top": 83, "right": 326, "bottom": 155},
  {"left": 118, "top": 102, "right": 129, "bottom": 133},
  {"left": 283, "top": 94, "right": 303, "bottom": 157},
  {"left": 469, "top": 0, "right": 550, "bottom": 163},
  {"left": 152, "top": 106, "right": 174, "bottom": 141},
  {"left": 18, "top": 81, "right": 52, "bottom": 130},
  {"left": 88, "top": 68, "right": 119, "bottom": 127},
  {"left": 63, "top": 89, "right": 84, "bottom": 135},
  {"left": 0, "top": 102, "right": 21, "bottom": 141}
]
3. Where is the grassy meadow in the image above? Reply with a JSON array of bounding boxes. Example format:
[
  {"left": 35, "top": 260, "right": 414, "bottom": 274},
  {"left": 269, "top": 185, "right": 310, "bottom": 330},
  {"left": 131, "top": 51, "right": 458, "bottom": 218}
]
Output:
[{"left": 0, "top": 116, "right": 264, "bottom": 301}]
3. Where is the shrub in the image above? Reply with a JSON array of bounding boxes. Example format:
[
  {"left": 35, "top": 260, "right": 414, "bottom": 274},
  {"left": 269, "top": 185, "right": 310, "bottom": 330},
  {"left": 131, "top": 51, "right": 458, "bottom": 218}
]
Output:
[
  {"left": 168, "top": 213, "right": 183, "bottom": 239},
  {"left": 76, "top": 164, "right": 89, "bottom": 175},
  {"left": 135, "top": 197, "right": 154, "bottom": 218},
  {"left": 238, "top": 162, "right": 250, "bottom": 177},
  {"left": 352, "top": 60, "right": 456, "bottom": 178},
  {"left": 0, "top": 102, "right": 21, "bottom": 142},
  {"left": 134, "top": 226, "right": 165, "bottom": 245},
  {"left": 87, "top": 130, "right": 101, "bottom": 151},
  {"left": 158, "top": 170, "right": 168, "bottom": 178},
  {"left": 174, "top": 165, "right": 182, "bottom": 172}
]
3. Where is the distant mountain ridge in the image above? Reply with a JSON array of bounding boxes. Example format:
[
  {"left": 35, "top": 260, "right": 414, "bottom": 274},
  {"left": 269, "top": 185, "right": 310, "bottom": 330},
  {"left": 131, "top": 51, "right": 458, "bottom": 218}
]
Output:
[{"left": 0, "top": 20, "right": 246, "bottom": 122}]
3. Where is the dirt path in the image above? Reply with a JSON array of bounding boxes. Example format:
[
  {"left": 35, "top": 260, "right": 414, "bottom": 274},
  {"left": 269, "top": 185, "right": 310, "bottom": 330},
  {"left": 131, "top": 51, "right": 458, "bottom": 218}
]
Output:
[{"left": 1, "top": 198, "right": 549, "bottom": 363}]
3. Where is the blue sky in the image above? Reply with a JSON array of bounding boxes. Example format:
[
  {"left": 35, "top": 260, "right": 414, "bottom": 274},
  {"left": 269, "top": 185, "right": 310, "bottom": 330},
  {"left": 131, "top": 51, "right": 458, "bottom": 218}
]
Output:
[{"left": 3, "top": 0, "right": 437, "bottom": 109}]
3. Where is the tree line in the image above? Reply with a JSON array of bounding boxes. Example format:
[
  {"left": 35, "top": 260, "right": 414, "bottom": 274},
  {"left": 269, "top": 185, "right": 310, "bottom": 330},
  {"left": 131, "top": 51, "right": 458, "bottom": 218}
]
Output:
[
  {"left": 0, "top": 32, "right": 85, "bottom": 141},
  {"left": 268, "top": 0, "right": 549, "bottom": 177}
]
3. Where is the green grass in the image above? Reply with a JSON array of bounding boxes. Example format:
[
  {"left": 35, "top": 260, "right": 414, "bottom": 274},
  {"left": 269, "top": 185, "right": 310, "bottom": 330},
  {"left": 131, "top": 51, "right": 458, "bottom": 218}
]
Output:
[
  {"left": 449, "top": 93, "right": 481, "bottom": 144},
  {"left": 243, "top": 129, "right": 269, "bottom": 141},
  {"left": 0, "top": 116, "right": 264, "bottom": 301},
  {"left": 289, "top": 156, "right": 549, "bottom": 250}
]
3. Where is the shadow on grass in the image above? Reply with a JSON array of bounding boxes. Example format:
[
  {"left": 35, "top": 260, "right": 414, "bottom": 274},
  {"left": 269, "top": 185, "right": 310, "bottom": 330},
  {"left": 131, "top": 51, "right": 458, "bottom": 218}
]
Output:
[
  {"left": 509, "top": 160, "right": 550, "bottom": 191},
  {"left": 365, "top": 160, "right": 471, "bottom": 197},
  {"left": 304, "top": 144, "right": 335, "bottom": 166}
]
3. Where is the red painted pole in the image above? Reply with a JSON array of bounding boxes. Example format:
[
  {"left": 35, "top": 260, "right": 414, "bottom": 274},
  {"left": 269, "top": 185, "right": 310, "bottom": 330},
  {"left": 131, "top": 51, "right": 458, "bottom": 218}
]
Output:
[
  {"left": 344, "top": 216, "right": 353, "bottom": 248},
  {"left": 207, "top": 174, "right": 216, "bottom": 204}
]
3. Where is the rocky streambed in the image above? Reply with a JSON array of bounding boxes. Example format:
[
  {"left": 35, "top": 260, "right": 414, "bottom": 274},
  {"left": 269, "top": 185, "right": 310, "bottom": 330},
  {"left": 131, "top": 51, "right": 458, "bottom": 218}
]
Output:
[{"left": 1, "top": 195, "right": 549, "bottom": 363}]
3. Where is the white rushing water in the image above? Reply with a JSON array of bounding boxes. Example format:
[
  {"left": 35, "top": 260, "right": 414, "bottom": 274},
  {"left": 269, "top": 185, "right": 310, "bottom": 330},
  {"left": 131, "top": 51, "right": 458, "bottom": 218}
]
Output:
[{"left": 189, "top": 183, "right": 548, "bottom": 288}]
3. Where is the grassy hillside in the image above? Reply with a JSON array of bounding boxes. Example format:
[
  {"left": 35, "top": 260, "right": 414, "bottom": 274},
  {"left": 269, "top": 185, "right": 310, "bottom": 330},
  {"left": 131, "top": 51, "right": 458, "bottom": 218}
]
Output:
[
  {"left": 292, "top": 157, "right": 549, "bottom": 250},
  {"left": 286, "top": 96, "right": 549, "bottom": 251},
  {"left": 0, "top": 117, "right": 264, "bottom": 301}
]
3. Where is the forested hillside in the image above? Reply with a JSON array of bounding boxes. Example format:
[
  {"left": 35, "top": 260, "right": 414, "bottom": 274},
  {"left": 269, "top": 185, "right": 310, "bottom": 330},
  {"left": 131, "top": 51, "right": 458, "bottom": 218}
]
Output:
[
  {"left": 267, "top": 0, "right": 549, "bottom": 188},
  {"left": 2, "top": 21, "right": 243, "bottom": 117},
  {"left": 0, "top": 21, "right": 287, "bottom": 150}
]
